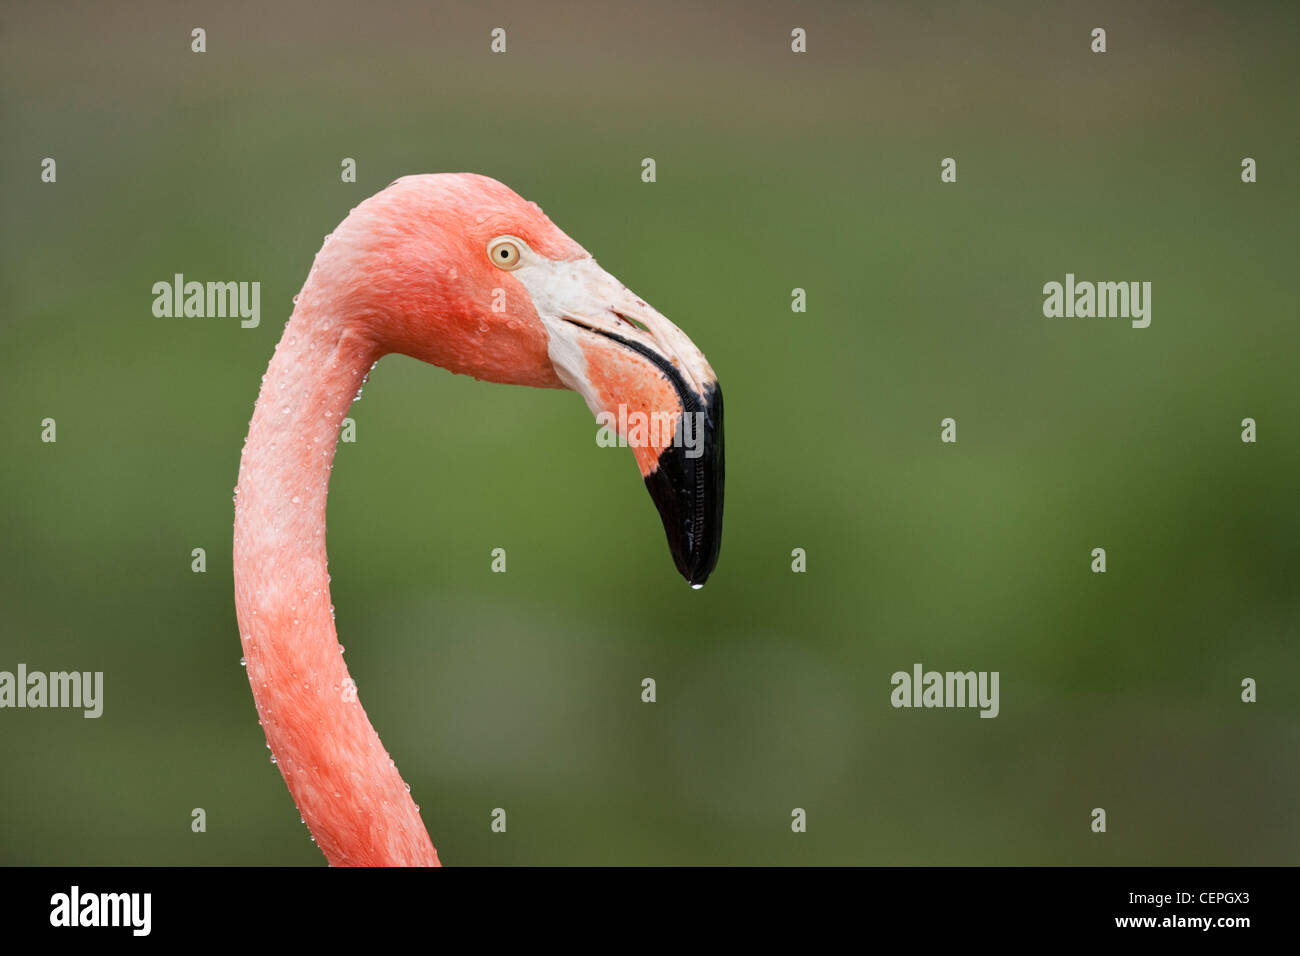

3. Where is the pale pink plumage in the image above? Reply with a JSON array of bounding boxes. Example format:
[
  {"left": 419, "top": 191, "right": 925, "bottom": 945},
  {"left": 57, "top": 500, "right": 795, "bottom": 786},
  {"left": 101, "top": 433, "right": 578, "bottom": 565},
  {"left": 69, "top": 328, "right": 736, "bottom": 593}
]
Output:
[{"left": 234, "top": 174, "right": 722, "bottom": 865}]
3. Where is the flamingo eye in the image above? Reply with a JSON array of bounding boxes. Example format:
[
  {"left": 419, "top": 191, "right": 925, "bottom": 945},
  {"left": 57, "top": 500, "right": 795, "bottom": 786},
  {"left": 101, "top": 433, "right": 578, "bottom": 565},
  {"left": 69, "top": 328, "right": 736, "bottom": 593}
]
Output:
[{"left": 487, "top": 236, "right": 523, "bottom": 270}]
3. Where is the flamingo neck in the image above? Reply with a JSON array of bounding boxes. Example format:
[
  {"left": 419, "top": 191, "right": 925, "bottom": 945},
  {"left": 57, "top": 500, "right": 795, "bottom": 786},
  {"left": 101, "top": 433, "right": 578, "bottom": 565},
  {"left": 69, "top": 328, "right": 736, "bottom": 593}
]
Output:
[{"left": 233, "top": 302, "right": 439, "bottom": 866}]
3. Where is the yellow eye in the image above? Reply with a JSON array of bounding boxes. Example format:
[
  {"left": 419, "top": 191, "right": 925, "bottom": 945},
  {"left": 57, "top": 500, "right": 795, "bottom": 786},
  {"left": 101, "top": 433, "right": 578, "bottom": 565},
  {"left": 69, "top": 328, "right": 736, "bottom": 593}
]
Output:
[{"left": 487, "top": 236, "right": 522, "bottom": 270}]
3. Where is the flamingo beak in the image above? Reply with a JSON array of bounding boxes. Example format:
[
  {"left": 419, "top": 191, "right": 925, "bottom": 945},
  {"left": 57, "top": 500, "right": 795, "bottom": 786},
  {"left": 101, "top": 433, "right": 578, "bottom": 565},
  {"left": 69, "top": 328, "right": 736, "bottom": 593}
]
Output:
[
  {"left": 642, "top": 379, "right": 724, "bottom": 587},
  {"left": 514, "top": 256, "right": 724, "bottom": 586}
]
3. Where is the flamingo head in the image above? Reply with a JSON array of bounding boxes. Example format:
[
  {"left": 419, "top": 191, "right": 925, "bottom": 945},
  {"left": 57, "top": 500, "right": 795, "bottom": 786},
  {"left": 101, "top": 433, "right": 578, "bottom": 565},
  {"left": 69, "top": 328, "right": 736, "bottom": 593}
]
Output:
[{"left": 314, "top": 173, "right": 724, "bottom": 586}]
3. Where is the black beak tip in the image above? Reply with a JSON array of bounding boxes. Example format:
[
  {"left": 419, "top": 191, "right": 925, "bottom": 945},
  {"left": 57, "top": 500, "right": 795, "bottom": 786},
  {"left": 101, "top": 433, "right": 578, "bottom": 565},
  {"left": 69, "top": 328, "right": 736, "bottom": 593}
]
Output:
[{"left": 643, "top": 382, "right": 724, "bottom": 589}]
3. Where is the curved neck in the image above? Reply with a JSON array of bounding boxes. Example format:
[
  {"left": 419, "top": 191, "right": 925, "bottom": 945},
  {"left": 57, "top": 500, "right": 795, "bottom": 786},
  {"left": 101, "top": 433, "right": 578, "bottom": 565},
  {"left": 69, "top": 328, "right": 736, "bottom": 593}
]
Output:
[{"left": 233, "top": 304, "right": 439, "bottom": 866}]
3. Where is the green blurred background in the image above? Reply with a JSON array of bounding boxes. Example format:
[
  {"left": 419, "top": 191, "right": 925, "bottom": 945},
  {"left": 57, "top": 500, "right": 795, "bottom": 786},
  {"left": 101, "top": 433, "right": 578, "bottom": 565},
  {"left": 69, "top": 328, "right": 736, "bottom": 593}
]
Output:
[{"left": 2, "top": 0, "right": 1297, "bottom": 865}]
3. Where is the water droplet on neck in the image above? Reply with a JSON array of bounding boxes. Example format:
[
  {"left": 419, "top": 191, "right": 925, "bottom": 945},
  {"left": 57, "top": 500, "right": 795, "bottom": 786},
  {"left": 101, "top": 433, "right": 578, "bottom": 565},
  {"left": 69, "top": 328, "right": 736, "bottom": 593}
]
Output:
[{"left": 239, "top": 656, "right": 246, "bottom": 667}]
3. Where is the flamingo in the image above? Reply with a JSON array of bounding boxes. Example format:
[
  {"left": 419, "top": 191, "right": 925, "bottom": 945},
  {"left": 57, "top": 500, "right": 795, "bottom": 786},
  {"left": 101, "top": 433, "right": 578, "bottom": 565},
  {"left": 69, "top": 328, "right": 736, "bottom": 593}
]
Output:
[{"left": 233, "top": 174, "right": 724, "bottom": 866}]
